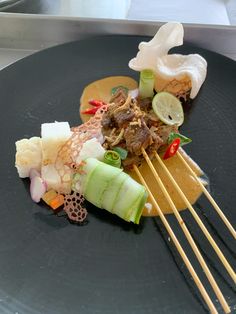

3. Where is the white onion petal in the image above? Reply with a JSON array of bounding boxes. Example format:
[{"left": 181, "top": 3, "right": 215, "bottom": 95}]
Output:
[
  {"left": 128, "top": 88, "right": 139, "bottom": 99},
  {"left": 30, "top": 176, "right": 47, "bottom": 203}
]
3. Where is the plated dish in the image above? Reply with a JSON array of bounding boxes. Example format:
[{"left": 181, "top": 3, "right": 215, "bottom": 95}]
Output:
[
  {"left": 0, "top": 23, "right": 235, "bottom": 314},
  {"left": 15, "top": 22, "right": 207, "bottom": 223}
]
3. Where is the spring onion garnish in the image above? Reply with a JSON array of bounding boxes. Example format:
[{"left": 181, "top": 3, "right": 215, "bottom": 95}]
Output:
[
  {"left": 111, "top": 85, "right": 128, "bottom": 96},
  {"left": 168, "top": 132, "right": 192, "bottom": 146},
  {"left": 112, "top": 147, "right": 128, "bottom": 160},
  {"left": 104, "top": 150, "right": 121, "bottom": 168},
  {"left": 139, "top": 69, "right": 155, "bottom": 99}
]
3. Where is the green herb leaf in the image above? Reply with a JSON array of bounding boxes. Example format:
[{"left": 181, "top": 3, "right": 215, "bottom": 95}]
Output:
[
  {"left": 112, "top": 147, "right": 128, "bottom": 160},
  {"left": 111, "top": 85, "right": 128, "bottom": 96},
  {"left": 168, "top": 132, "right": 192, "bottom": 146}
]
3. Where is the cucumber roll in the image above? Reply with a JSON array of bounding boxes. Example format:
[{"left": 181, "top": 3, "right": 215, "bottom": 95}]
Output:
[{"left": 72, "top": 158, "right": 148, "bottom": 224}]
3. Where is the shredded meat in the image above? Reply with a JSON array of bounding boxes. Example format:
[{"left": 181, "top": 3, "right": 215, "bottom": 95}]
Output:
[
  {"left": 122, "top": 154, "right": 142, "bottom": 169},
  {"left": 101, "top": 102, "right": 118, "bottom": 130},
  {"left": 101, "top": 89, "right": 178, "bottom": 168},
  {"left": 139, "top": 97, "right": 152, "bottom": 112},
  {"left": 145, "top": 110, "right": 162, "bottom": 128},
  {"left": 113, "top": 98, "right": 136, "bottom": 128},
  {"left": 149, "top": 127, "right": 163, "bottom": 151}
]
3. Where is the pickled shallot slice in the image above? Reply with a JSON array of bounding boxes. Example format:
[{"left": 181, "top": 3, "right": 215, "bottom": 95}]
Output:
[{"left": 30, "top": 176, "right": 47, "bottom": 203}]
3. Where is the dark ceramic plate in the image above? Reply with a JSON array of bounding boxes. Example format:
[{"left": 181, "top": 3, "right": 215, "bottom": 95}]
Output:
[{"left": 0, "top": 36, "right": 235, "bottom": 314}]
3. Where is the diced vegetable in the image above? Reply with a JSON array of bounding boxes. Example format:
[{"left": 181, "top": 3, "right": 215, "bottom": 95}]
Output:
[
  {"left": 112, "top": 147, "right": 128, "bottom": 160},
  {"left": 42, "top": 189, "right": 58, "bottom": 205},
  {"left": 41, "top": 164, "right": 62, "bottom": 192},
  {"left": 75, "top": 158, "right": 148, "bottom": 224},
  {"left": 168, "top": 132, "right": 192, "bottom": 146},
  {"left": 41, "top": 121, "right": 72, "bottom": 193},
  {"left": 103, "top": 150, "right": 121, "bottom": 168},
  {"left": 50, "top": 194, "right": 64, "bottom": 210},
  {"left": 163, "top": 138, "right": 181, "bottom": 160},
  {"left": 76, "top": 138, "right": 105, "bottom": 164},
  {"left": 152, "top": 92, "right": 184, "bottom": 126},
  {"left": 139, "top": 69, "right": 155, "bottom": 99}
]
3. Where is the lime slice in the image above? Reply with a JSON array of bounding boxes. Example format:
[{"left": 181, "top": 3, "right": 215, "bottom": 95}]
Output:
[{"left": 152, "top": 92, "right": 184, "bottom": 126}]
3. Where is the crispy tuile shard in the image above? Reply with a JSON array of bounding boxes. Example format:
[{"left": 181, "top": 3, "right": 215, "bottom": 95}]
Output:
[
  {"left": 55, "top": 105, "right": 108, "bottom": 189},
  {"left": 64, "top": 191, "right": 87, "bottom": 223}
]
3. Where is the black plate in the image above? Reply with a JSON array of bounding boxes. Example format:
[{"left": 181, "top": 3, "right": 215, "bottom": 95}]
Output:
[{"left": 0, "top": 35, "right": 235, "bottom": 314}]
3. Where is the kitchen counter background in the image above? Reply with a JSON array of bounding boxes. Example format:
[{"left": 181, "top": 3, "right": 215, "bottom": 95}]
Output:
[
  {"left": 0, "top": 13, "right": 235, "bottom": 70},
  {"left": 1, "top": 0, "right": 236, "bottom": 25}
]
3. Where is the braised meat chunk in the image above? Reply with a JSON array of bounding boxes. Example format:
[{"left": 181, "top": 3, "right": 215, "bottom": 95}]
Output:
[
  {"left": 101, "top": 102, "right": 119, "bottom": 129},
  {"left": 113, "top": 101, "right": 137, "bottom": 128},
  {"left": 139, "top": 97, "right": 152, "bottom": 112},
  {"left": 124, "top": 119, "right": 153, "bottom": 155},
  {"left": 101, "top": 89, "right": 176, "bottom": 168},
  {"left": 157, "top": 124, "right": 178, "bottom": 144}
]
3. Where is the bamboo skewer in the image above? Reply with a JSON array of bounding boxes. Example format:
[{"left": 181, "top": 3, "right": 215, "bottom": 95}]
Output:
[
  {"left": 176, "top": 151, "right": 236, "bottom": 239},
  {"left": 141, "top": 148, "right": 231, "bottom": 314},
  {"left": 133, "top": 165, "right": 218, "bottom": 314},
  {"left": 154, "top": 151, "right": 236, "bottom": 284}
]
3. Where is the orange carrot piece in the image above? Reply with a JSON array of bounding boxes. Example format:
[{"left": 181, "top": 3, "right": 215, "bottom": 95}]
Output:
[
  {"left": 50, "top": 194, "right": 65, "bottom": 210},
  {"left": 42, "top": 189, "right": 58, "bottom": 205}
]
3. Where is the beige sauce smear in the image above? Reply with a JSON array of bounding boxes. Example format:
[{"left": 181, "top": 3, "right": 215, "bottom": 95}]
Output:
[
  {"left": 129, "top": 148, "right": 205, "bottom": 216},
  {"left": 80, "top": 76, "right": 205, "bottom": 216},
  {"left": 80, "top": 76, "right": 138, "bottom": 123}
]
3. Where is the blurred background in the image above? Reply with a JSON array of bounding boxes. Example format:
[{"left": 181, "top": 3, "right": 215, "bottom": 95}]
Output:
[
  {"left": 0, "top": 0, "right": 235, "bottom": 25},
  {"left": 0, "top": 0, "right": 235, "bottom": 70}
]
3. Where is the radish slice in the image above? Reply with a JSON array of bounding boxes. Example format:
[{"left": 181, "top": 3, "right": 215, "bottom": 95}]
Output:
[
  {"left": 29, "top": 168, "right": 41, "bottom": 180},
  {"left": 30, "top": 176, "right": 47, "bottom": 203}
]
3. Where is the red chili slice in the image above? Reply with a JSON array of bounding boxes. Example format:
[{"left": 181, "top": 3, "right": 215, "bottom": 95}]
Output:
[
  {"left": 81, "top": 99, "right": 107, "bottom": 115},
  {"left": 163, "top": 138, "right": 181, "bottom": 160},
  {"left": 81, "top": 107, "right": 101, "bottom": 115},
  {"left": 88, "top": 99, "right": 107, "bottom": 107}
]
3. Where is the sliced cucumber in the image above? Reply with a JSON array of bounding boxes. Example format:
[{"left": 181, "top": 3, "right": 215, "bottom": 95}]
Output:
[
  {"left": 78, "top": 158, "right": 148, "bottom": 224},
  {"left": 113, "top": 177, "right": 145, "bottom": 220},
  {"left": 79, "top": 158, "right": 100, "bottom": 194},
  {"left": 101, "top": 172, "right": 127, "bottom": 212},
  {"left": 128, "top": 190, "right": 148, "bottom": 224},
  {"left": 85, "top": 161, "right": 122, "bottom": 207}
]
